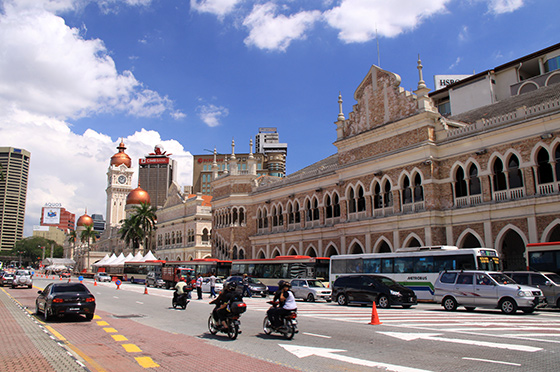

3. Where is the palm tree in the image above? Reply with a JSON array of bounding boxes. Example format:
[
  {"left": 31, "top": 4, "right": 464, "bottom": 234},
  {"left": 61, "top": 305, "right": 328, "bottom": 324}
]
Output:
[
  {"left": 132, "top": 202, "right": 157, "bottom": 252},
  {"left": 67, "top": 230, "right": 78, "bottom": 260},
  {"left": 80, "top": 225, "right": 97, "bottom": 272},
  {"left": 119, "top": 217, "right": 142, "bottom": 255}
]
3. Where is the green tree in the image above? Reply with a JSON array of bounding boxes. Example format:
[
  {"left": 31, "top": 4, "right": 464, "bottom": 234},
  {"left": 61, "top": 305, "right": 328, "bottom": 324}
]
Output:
[
  {"left": 119, "top": 202, "right": 157, "bottom": 255},
  {"left": 119, "top": 216, "right": 142, "bottom": 255},
  {"left": 80, "top": 225, "right": 97, "bottom": 272},
  {"left": 12, "top": 236, "right": 62, "bottom": 266},
  {"left": 67, "top": 230, "right": 78, "bottom": 258}
]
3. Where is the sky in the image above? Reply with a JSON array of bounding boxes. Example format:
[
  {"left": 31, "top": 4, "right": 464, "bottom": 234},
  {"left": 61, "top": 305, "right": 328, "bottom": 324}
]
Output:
[{"left": 1, "top": 0, "right": 559, "bottom": 237}]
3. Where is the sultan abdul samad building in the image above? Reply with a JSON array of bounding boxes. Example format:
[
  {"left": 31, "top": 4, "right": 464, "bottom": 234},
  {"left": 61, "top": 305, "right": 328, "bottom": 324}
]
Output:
[{"left": 211, "top": 43, "right": 560, "bottom": 271}]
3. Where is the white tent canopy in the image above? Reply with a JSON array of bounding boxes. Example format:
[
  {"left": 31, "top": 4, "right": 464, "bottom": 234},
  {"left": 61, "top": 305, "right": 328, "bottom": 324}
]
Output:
[
  {"left": 108, "top": 253, "right": 126, "bottom": 267},
  {"left": 92, "top": 254, "right": 110, "bottom": 267},
  {"left": 143, "top": 251, "right": 157, "bottom": 261}
]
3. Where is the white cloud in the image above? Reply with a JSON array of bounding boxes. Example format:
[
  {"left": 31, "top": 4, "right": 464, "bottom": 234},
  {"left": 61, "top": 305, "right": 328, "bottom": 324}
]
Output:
[
  {"left": 190, "top": 0, "right": 242, "bottom": 19},
  {"left": 324, "top": 0, "right": 450, "bottom": 42},
  {"left": 449, "top": 57, "right": 462, "bottom": 70},
  {"left": 243, "top": 3, "right": 321, "bottom": 52},
  {"left": 196, "top": 104, "right": 229, "bottom": 127},
  {"left": 487, "top": 0, "right": 524, "bottom": 14}
]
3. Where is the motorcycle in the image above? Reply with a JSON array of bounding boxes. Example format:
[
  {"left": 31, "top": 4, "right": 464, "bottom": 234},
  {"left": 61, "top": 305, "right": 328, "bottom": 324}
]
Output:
[
  {"left": 172, "top": 290, "right": 190, "bottom": 310},
  {"left": 263, "top": 301, "right": 298, "bottom": 340},
  {"left": 208, "top": 300, "right": 247, "bottom": 340}
]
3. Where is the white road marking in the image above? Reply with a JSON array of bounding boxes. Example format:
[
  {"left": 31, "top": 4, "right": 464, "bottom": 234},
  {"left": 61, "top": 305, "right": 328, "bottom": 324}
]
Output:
[
  {"left": 302, "top": 332, "right": 331, "bottom": 338},
  {"left": 136, "top": 301, "right": 143, "bottom": 304},
  {"left": 462, "top": 357, "right": 521, "bottom": 366},
  {"left": 279, "top": 344, "right": 433, "bottom": 372}
]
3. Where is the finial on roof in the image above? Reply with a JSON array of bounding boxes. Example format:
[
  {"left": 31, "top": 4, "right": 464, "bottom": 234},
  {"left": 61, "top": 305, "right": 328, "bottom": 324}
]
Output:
[
  {"left": 231, "top": 138, "right": 236, "bottom": 160},
  {"left": 417, "top": 55, "right": 427, "bottom": 90},
  {"left": 337, "top": 92, "right": 345, "bottom": 121},
  {"left": 212, "top": 147, "right": 217, "bottom": 165},
  {"left": 249, "top": 139, "right": 254, "bottom": 158}
]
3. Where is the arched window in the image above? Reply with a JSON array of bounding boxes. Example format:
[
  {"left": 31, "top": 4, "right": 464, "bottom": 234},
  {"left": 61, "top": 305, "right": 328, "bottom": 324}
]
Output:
[
  {"left": 348, "top": 188, "right": 357, "bottom": 213},
  {"left": 383, "top": 181, "right": 392, "bottom": 207},
  {"left": 278, "top": 205, "right": 283, "bottom": 226},
  {"left": 272, "top": 206, "right": 278, "bottom": 226},
  {"left": 306, "top": 199, "right": 313, "bottom": 221},
  {"left": 493, "top": 158, "right": 507, "bottom": 191},
  {"left": 258, "top": 209, "right": 263, "bottom": 229},
  {"left": 373, "top": 183, "right": 382, "bottom": 209},
  {"left": 413, "top": 173, "right": 423, "bottom": 202},
  {"left": 402, "top": 176, "right": 412, "bottom": 204},
  {"left": 333, "top": 194, "right": 341, "bottom": 217},
  {"left": 537, "top": 148, "right": 554, "bottom": 184},
  {"left": 263, "top": 209, "right": 268, "bottom": 228},
  {"left": 312, "top": 198, "right": 319, "bottom": 220},
  {"left": 556, "top": 146, "right": 560, "bottom": 181},
  {"left": 232, "top": 208, "right": 238, "bottom": 225},
  {"left": 454, "top": 167, "right": 468, "bottom": 198},
  {"left": 294, "top": 201, "right": 300, "bottom": 223},
  {"left": 238, "top": 249, "right": 245, "bottom": 259},
  {"left": 357, "top": 186, "right": 366, "bottom": 212},
  {"left": 508, "top": 155, "right": 523, "bottom": 188},
  {"left": 239, "top": 208, "right": 245, "bottom": 225},
  {"left": 468, "top": 164, "right": 481, "bottom": 195},
  {"left": 232, "top": 246, "right": 238, "bottom": 260},
  {"left": 288, "top": 203, "right": 294, "bottom": 224},
  {"left": 325, "top": 195, "right": 333, "bottom": 218}
]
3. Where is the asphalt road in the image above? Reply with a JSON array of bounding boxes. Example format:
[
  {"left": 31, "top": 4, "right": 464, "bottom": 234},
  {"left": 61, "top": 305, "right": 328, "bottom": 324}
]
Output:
[{"left": 19, "top": 278, "right": 560, "bottom": 371}]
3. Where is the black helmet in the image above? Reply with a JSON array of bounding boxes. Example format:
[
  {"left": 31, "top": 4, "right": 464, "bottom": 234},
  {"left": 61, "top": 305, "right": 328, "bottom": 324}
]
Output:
[{"left": 277, "top": 280, "right": 285, "bottom": 287}]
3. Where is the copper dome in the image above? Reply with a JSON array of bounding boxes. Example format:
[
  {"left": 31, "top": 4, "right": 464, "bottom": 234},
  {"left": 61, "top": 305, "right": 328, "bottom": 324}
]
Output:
[
  {"left": 110, "top": 140, "right": 132, "bottom": 168},
  {"left": 77, "top": 213, "right": 93, "bottom": 227},
  {"left": 126, "top": 186, "right": 151, "bottom": 205}
]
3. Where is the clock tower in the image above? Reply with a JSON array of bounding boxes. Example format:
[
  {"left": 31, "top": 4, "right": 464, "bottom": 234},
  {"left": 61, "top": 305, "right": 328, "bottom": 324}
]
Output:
[{"left": 105, "top": 140, "right": 134, "bottom": 228}]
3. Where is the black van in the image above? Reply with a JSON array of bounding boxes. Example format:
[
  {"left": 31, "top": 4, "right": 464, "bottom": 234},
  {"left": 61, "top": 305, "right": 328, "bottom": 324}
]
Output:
[{"left": 332, "top": 274, "right": 417, "bottom": 308}]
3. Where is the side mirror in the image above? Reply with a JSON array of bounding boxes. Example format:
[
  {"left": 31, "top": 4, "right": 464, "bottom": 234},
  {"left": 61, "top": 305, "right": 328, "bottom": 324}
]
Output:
[{"left": 37, "top": 290, "right": 42, "bottom": 294}]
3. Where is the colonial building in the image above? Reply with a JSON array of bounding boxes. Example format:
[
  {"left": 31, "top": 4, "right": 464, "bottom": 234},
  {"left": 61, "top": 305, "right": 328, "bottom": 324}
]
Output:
[
  {"left": 211, "top": 44, "right": 560, "bottom": 271},
  {"left": 155, "top": 182, "right": 212, "bottom": 261}
]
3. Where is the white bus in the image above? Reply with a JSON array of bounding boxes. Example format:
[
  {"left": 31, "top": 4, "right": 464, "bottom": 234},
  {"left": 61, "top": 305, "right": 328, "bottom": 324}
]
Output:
[{"left": 329, "top": 246, "right": 500, "bottom": 301}]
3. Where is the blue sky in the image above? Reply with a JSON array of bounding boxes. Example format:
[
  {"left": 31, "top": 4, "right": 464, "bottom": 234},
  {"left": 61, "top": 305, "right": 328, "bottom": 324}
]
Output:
[{"left": 1, "top": 0, "right": 559, "bottom": 236}]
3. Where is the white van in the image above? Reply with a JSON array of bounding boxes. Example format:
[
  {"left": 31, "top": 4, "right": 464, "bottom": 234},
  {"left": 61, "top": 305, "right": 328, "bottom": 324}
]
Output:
[{"left": 433, "top": 270, "right": 546, "bottom": 314}]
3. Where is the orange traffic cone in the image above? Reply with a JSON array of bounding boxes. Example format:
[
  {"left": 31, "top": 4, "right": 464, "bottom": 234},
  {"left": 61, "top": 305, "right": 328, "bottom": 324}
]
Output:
[
  {"left": 144, "top": 285, "right": 148, "bottom": 295},
  {"left": 59, "top": 276, "right": 62, "bottom": 280},
  {"left": 94, "top": 280, "right": 97, "bottom": 286},
  {"left": 369, "top": 302, "right": 382, "bottom": 325}
]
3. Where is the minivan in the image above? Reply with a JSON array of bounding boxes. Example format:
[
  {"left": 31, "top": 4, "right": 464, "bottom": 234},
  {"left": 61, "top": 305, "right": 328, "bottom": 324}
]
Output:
[
  {"left": 504, "top": 271, "right": 560, "bottom": 308},
  {"left": 332, "top": 274, "right": 417, "bottom": 308},
  {"left": 434, "top": 270, "right": 546, "bottom": 314}
]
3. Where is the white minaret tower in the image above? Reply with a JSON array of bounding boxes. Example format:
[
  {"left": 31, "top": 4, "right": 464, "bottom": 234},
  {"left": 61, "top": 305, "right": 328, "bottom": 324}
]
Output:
[{"left": 105, "top": 140, "right": 134, "bottom": 229}]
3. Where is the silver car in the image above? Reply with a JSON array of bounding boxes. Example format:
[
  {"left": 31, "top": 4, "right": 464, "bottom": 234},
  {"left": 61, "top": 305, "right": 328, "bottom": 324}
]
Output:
[
  {"left": 12, "top": 270, "right": 33, "bottom": 289},
  {"left": 434, "top": 270, "right": 546, "bottom": 314},
  {"left": 290, "top": 278, "right": 332, "bottom": 302}
]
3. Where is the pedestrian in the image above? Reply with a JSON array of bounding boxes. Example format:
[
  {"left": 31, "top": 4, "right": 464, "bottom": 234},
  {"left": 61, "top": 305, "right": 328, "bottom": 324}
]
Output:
[
  {"left": 209, "top": 272, "right": 217, "bottom": 298},
  {"left": 242, "top": 273, "right": 252, "bottom": 298},
  {"left": 196, "top": 273, "right": 203, "bottom": 300}
]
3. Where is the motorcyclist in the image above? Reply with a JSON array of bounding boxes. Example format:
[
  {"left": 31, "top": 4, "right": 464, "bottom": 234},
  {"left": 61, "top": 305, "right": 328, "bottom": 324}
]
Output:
[
  {"left": 174, "top": 277, "right": 189, "bottom": 305},
  {"left": 267, "top": 281, "right": 297, "bottom": 328},
  {"left": 210, "top": 281, "right": 238, "bottom": 329}
]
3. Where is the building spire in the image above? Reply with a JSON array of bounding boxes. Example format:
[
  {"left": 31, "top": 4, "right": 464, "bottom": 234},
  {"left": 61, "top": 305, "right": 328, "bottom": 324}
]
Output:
[
  {"left": 417, "top": 54, "right": 427, "bottom": 90},
  {"left": 249, "top": 139, "right": 254, "bottom": 159},
  {"left": 337, "top": 92, "right": 345, "bottom": 121},
  {"left": 230, "top": 138, "right": 236, "bottom": 160}
]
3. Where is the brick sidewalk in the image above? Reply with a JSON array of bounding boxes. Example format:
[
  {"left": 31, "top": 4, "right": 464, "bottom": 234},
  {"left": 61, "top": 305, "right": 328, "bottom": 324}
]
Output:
[{"left": 1, "top": 287, "right": 302, "bottom": 372}]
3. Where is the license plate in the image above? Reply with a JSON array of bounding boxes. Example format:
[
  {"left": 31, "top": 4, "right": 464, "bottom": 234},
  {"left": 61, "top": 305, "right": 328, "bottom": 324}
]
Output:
[{"left": 68, "top": 307, "right": 80, "bottom": 311}]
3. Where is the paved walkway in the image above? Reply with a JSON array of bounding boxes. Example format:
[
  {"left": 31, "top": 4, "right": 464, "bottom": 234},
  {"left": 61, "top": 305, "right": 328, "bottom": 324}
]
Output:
[{"left": 0, "top": 288, "right": 88, "bottom": 372}]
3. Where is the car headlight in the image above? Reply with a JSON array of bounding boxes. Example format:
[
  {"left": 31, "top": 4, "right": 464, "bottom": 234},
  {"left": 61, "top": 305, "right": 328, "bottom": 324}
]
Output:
[
  {"left": 517, "top": 290, "right": 532, "bottom": 297},
  {"left": 390, "top": 290, "right": 402, "bottom": 297}
]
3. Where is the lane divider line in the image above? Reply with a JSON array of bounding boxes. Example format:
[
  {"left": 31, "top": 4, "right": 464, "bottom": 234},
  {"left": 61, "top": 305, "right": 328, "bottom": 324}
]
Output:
[
  {"left": 135, "top": 356, "right": 160, "bottom": 368},
  {"left": 122, "top": 344, "right": 142, "bottom": 353}
]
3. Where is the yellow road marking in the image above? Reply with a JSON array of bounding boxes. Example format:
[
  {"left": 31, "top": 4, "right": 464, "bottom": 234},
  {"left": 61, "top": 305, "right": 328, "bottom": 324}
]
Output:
[
  {"left": 45, "top": 325, "right": 67, "bottom": 341},
  {"left": 135, "top": 356, "right": 160, "bottom": 368},
  {"left": 122, "top": 343, "right": 142, "bottom": 352},
  {"left": 96, "top": 321, "right": 110, "bottom": 326},
  {"left": 111, "top": 335, "right": 128, "bottom": 341},
  {"left": 103, "top": 327, "right": 118, "bottom": 333},
  {"left": 93, "top": 314, "right": 102, "bottom": 320}
]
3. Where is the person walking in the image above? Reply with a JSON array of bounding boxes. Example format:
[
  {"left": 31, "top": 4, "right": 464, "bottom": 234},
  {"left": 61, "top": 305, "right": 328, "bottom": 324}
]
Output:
[
  {"left": 209, "top": 272, "right": 217, "bottom": 298},
  {"left": 196, "top": 273, "right": 203, "bottom": 300},
  {"left": 242, "top": 273, "right": 252, "bottom": 298}
]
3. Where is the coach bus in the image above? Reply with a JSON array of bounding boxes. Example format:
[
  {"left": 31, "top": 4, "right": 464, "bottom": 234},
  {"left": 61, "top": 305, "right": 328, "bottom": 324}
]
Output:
[
  {"left": 526, "top": 242, "right": 560, "bottom": 274},
  {"left": 123, "top": 260, "right": 164, "bottom": 284},
  {"left": 231, "top": 256, "right": 330, "bottom": 292},
  {"left": 164, "top": 258, "right": 232, "bottom": 278},
  {"left": 329, "top": 246, "right": 500, "bottom": 301}
]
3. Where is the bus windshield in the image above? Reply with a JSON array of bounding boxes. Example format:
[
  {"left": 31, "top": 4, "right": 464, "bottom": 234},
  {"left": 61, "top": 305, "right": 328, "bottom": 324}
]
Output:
[{"left": 477, "top": 256, "right": 500, "bottom": 271}]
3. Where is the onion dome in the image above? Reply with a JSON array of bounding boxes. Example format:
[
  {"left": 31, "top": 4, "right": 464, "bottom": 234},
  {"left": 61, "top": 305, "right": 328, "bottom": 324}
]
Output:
[
  {"left": 77, "top": 211, "right": 93, "bottom": 227},
  {"left": 110, "top": 140, "right": 132, "bottom": 168},
  {"left": 126, "top": 186, "right": 151, "bottom": 205}
]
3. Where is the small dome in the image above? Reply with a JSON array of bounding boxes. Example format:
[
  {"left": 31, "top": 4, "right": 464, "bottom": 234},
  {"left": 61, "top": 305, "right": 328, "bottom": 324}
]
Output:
[
  {"left": 110, "top": 140, "right": 132, "bottom": 168},
  {"left": 77, "top": 213, "right": 93, "bottom": 227},
  {"left": 126, "top": 186, "right": 151, "bottom": 205}
]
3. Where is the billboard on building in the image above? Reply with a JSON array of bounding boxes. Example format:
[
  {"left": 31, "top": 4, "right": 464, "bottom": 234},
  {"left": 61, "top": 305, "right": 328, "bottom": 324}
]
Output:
[
  {"left": 42, "top": 207, "right": 61, "bottom": 224},
  {"left": 434, "top": 74, "right": 472, "bottom": 90}
]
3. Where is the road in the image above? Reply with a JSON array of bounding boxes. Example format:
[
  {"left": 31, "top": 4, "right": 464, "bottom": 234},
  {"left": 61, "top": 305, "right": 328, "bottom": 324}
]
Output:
[{"left": 5, "top": 276, "right": 560, "bottom": 372}]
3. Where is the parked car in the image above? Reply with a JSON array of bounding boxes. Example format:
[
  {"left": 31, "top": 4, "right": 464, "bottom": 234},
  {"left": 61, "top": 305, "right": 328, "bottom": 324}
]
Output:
[
  {"left": 224, "top": 276, "right": 269, "bottom": 297},
  {"left": 290, "top": 278, "right": 332, "bottom": 302},
  {"left": 36, "top": 282, "right": 96, "bottom": 321},
  {"left": 201, "top": 277, "right": 224, "bottom": 293},
  {"left": 504, "top": 271, "right": 560, "bottom": 308},
  {"left": 332, "top": 274, "right": 417, "bottom": 308},
  {"left": 12, "top": 270, "right": 33, "bottom": 289},
  {"left": 93, "top": 272, "right": 112, "bottom": 282},
  {"left": 0, "top": 272, "right": 15, "bottom": 287},
  {"left": 434, "top": 270, "right": 547, "bottom": 314},
  {"left": 59, "top": 272, "right": 71, "bottom": 279}
]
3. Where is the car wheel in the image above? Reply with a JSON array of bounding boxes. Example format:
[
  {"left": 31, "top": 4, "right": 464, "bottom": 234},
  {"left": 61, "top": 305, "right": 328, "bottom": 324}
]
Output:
[
  {"left": 442, "top": 296, "right": 458, "bottom": 311},
  {"left": 35, "top": 301, "right": 42, "bottom": 315},
  {"left": 306, "top": 293, "right": 315, "bottom": 302},
  {"left": 556, "top": 298, "right": 560, "bottom": 309},
  {"left": 44, "top": 306, "right": 52, "bottom": 321},
  {"left": 402, "top": 305, "right": 412, "bottom": 309},
  {"left": 465, "top": 307, "right": 476, "bottom": 312},
  {"left": 28, "top": 285, "right": 33, "bottom": 289},
  {"left": 85, "top": 313, "right": 94, "bottom": 321},
  {"left": 499, "top": 298, "right": 518, "bottom": 314},
  {"left": 336, "top": 293, "right": 348, "bottom": 306},
  {"left": 377, "top": 295, "right": 390, "bottom": 309}
]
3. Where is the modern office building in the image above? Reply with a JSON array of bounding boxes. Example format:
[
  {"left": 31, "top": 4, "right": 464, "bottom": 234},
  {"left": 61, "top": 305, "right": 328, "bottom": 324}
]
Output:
[
  {"left": 211, "top": 44, "right": 560, "bottom": 272},
  {"left": 32, "top": 225, "right": 66, "bottom": 246},
  {"left": 254, "top": 127, "right": 287, "bottom": 177},
  {"left": 91, "top": 214, "right": 105, "bottom": 234},
  {"left": 0, "top": 147, "right": 30, "bottom": 251},
  {"left": 138, "top": 145, "right": 177, "bottom": 209},
  {"left": 40, "top": 203, "right": 75, "bottom": 232}
]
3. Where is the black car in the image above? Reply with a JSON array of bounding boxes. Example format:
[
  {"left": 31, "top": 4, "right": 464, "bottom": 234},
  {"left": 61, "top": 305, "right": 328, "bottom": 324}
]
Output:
[
  {"left": 332, "top": 274, "right": 417, "bottom": 308},
  {"left": 36, "top": 283, "right": 96, "bottom": 321},
  {"left": 224, "top": 276, "right": 269, "bottom": 297}
]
